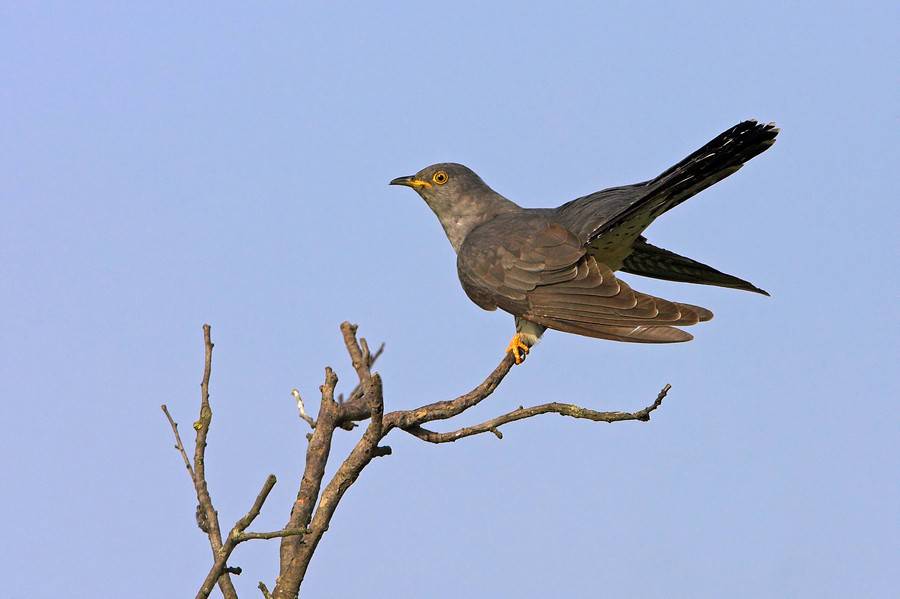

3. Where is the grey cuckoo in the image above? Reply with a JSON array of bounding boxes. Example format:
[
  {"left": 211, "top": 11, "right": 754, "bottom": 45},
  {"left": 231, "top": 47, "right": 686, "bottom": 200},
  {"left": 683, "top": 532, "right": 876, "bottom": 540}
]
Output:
[{"left": 390, "top": 120, "right": 779, "bottom": 364}]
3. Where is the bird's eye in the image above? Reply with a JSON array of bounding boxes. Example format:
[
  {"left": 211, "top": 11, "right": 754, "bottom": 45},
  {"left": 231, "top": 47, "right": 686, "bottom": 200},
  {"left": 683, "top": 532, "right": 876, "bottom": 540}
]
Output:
[{"left": 433, "top": 171, "right": 449, "bottom": 185}]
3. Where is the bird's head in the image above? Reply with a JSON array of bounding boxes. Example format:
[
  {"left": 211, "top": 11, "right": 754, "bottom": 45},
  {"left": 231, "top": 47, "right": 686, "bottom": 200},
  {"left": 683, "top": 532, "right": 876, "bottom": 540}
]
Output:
[
  {"left": 389, "top": 162, "right": 518, "bottom": 252},
  {"left": 389, "top": 162, "right": 488, "bottom": 203}
]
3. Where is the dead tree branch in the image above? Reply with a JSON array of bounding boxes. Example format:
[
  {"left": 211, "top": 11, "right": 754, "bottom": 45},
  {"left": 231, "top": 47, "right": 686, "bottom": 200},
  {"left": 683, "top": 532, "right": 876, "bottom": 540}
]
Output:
[
  {"left": 381, "top": 354, "right": 515, "bottom": 433},
  {"left": 196, "top": 475, "right": 305, "bottom": 599},
  {"left": 162, "top": 324, "right": 238, "bottom": 599},
  {"left": 161, "top": 405, "right": 193, "bottom": 478},
  {"left": 165, "top": 322, "right": 672, "bottom": 598},
  {"left": 402, "top": 384, "right": 671, "bottom": 443},
  {"left": 290, "top": 388, "right": 316, "bottom": 429},
  {"left": 195, "top": 475, "right": 273, "bottom": 599}
]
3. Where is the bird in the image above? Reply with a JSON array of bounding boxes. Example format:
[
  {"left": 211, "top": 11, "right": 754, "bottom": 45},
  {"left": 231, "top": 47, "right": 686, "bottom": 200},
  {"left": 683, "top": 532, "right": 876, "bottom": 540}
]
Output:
[{"left": 390, "top": 120, "right": 779, "bottom": 364}]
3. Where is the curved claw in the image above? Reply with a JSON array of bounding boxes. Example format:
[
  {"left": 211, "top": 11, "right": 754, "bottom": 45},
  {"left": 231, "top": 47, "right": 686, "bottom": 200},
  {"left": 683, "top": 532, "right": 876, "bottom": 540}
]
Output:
[{"left": 505, "top": 333, "right": 530, "bottom": 365}]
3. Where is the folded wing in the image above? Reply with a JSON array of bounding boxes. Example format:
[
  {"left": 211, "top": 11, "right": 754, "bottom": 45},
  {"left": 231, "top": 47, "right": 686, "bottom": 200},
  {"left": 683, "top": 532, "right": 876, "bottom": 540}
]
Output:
[
  {"left": 622, "top": 237, "right": 769, "bottom": 295},
  {"left": 457, "top": 215, "right": 712, "bottom": 343}
]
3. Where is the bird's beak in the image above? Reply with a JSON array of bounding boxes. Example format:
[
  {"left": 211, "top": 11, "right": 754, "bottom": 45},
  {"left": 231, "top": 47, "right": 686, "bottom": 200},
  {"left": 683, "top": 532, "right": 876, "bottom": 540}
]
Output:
[{"left": 389, "top": 175, "right": 431, "bottom": 190}]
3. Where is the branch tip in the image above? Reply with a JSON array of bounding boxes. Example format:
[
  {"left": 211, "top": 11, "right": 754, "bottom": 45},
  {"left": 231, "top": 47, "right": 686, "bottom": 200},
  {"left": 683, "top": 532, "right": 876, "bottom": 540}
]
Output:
[
  {"left": 373, "top": 445, "right": 392, "bottom": 457},
  {"left": 292, "top": 388, "right": 316, "bottom": 429}
]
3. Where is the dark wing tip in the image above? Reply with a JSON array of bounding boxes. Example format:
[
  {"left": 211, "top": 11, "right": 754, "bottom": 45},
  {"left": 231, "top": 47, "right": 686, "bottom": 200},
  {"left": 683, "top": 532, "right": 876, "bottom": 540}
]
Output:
[{"left": 743, "top": 282, "right": 771, "bottom": 296}]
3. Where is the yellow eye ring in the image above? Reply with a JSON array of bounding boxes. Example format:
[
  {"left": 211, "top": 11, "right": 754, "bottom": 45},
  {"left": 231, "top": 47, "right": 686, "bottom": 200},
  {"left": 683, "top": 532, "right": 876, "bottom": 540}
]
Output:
[{"left": 433, "top": 170, "right": 449, "bottom": 185}]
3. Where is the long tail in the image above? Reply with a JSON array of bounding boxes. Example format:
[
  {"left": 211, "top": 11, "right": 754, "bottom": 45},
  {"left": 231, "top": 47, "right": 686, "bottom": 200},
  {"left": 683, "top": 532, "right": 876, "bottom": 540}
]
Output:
[
  {"left": 644, "top": 119, "right": 779, "bottom": 218},
  {"left": 589, "top": 120, "right": 780, "bottom": 242},
  {"left": 621, "top": 237, "right": 769, "bottom": 295}
]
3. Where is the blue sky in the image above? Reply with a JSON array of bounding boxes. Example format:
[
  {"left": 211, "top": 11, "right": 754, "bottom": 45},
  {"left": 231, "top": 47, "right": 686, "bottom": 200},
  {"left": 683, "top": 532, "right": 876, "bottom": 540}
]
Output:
[{"left": 1, "top": 2, "right": 897, "bottom": 597}]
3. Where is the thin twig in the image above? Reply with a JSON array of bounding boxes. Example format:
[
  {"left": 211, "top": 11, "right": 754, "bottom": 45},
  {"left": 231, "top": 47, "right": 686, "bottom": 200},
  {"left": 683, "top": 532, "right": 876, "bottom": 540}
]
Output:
[
  {"left": 237, "top": 529, "right": 307, "bottom": 542},
  {"left": 161, "top": 404, "right": 194, "bottom": 479},
  {"left": 368, "top": 342, "right": 385, "bottom": 367},
  {"left": 258, "top": 581, "right": 273, "bottom": 599},
  {"left": 291, "top": 388, "right": 316, "bottom": 429}
]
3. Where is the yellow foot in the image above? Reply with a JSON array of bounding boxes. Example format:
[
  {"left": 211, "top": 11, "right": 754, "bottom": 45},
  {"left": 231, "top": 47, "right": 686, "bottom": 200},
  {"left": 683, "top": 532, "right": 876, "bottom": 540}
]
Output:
[{"left": 505, "top": 333, "right": 530, "bottom": 365}]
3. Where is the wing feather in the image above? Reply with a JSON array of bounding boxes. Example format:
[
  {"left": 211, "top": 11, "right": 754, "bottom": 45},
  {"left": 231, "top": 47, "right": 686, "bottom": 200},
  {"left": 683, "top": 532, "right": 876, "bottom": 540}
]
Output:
[
  {"left": 457, "top": 213, "right": 713, "bottom": 344},
  {"left": 523, "top": 255, "right": 713, "bottom": 335}
]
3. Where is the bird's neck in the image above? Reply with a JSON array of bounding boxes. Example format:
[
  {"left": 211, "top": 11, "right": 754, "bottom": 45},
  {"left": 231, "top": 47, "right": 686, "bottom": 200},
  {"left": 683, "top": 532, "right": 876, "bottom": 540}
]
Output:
[{"left": 427, "top": 192, "right": 520, "bottom": 253}]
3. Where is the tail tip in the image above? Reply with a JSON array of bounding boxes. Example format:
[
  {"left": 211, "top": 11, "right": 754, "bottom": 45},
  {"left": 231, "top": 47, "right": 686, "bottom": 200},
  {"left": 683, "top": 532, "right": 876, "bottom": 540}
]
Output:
[{"left": 742, "top": 118, "right": 780, "bottom": 138}]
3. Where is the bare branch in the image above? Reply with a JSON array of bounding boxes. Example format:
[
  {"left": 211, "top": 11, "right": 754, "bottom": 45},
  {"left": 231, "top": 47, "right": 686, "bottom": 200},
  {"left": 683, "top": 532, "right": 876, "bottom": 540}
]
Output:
[
  {"left": 273, "top": 325, "right": 388, "bottom": 598},
  {"left": 191, "top": 325, "right": 238, "bottom": 597},
  {"left": 170, "top": 320, "right": 671, "bottom": 599},
  {"left": 275, "top": 374, "right": 386, "bottom": 598},
  {"left": 368, "top": 342, "right": 385, "bottom": 367},
  {"left": 404, "top": 385, "right": 672, "bottom": 443},
  {"left": 340, "top": 321, "right": 372, "bottom": 383},
  {"left": 290, "top": 335, "right": 382, "bottom": 431},
  {"left": 275, "top": 366, "right": 341, "bottom": 592},
  {"left": 372, "top": 445, "right": 392, "bottom": 457},
  {"left": 336, "top": 323, "right": 387, "bottom": 426},
  {"left": 291, "top": 388, "right": 316, "bottom": 429},
  {"left": 162, "top": 325, "right": 238, "bottom": 599},
  {"left": 383, "top": 352, "right": 516, "bottom": 433},
  {"left": 339, "top": 341, "right": 385, "bottom": 404},
  {"left": 402, "top": 384, "right": 671, "bottom": 443},
  {"left": 290, "top": 328, "right": 384, "bottom": 432},
  {"left": 197, "top": 474, "right": 296, "bottom": 599},
  {"left": 161, "top": 404, "right": 194, "bottom": 479},
  {"left": 237, "top": 529, "right": 307, "bottom": 542}
]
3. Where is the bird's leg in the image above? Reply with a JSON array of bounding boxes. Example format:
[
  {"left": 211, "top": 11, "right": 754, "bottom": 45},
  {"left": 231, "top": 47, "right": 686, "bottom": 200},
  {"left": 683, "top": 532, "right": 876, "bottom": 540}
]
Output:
[
  {"left": 505, "top": 333, "right": 531, "bottom": 365},
  {"left": 506, "top": 318, "right": 546, "bottom": 365}
]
